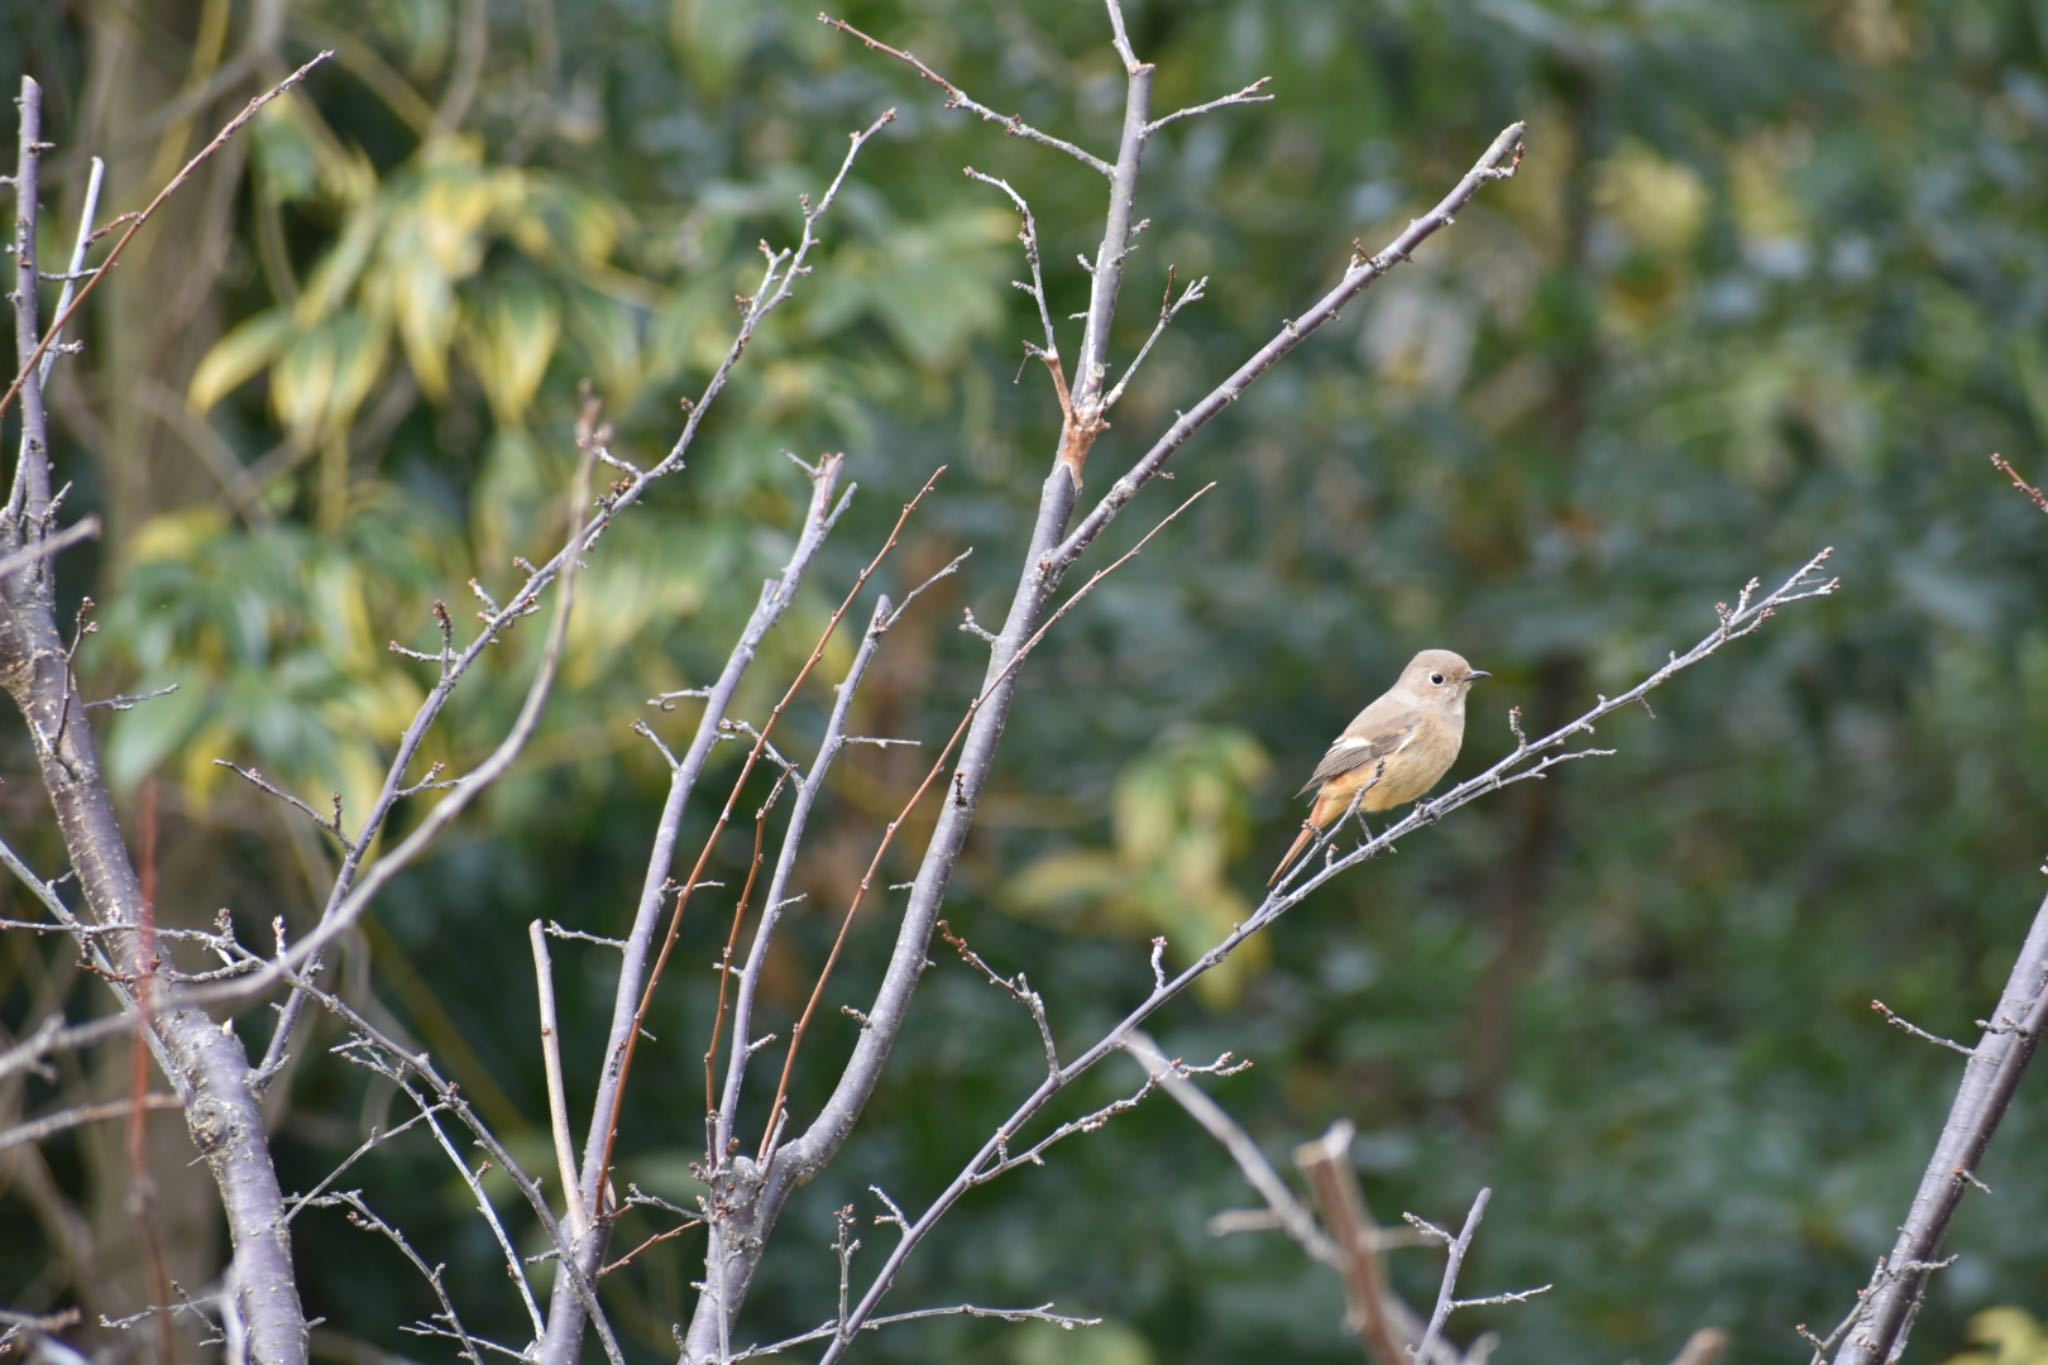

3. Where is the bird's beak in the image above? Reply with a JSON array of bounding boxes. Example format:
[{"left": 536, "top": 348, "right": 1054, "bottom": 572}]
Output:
[{"left": 1466, "top": 669, "right": 1491, "bottom": 681}]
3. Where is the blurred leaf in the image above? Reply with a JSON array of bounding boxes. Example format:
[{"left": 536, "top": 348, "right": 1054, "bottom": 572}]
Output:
[
  {"left": 188, "top": 310, "right": 292, "bottom": 413},
  {"left": 671, "top": 0, "right": 758, "bottom": 96},
  {"left": 1945, "top": 1307, "right": 2048, "bottom": 1365},
  {"left": 104, "top": 675, "right": 208, "bottom": 793},
  {"left": 296, "top": 203, "right": 385, "bottom": 325},
  {"left": 462, "top": 276, "right": 563, "bottom": 427},
  {"left": 1011, "top": 1319, "right": 1153, "bottom": 1365},
  {"left": 270, "top": 313, "right": 390, "bottom": 446}
]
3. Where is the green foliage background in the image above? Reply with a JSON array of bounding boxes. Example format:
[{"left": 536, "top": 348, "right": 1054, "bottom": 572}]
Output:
[{"left": 7, "top": 0, "right": 2048, "bottom": 1360}]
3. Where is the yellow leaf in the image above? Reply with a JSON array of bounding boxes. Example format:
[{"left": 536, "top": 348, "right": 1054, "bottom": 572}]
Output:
[
  {"left": 295, "top": 204, "right": 382, "bottom": 325},
  {"left": 391, "top": 257, "right": 458, "bottom": 399},
  {"left": 188, "top": 311, "right": 291, "bottom": 413},
  {"left": 1008, "top": 851, "right": 1122, "bottom": 913},
  {"left": 128, "top": 507, "right": 230, "bottom": 566},
  {"left": 179, "top": 719, "right": 237, "bottom": 816},
  {"left": 270, "top": 314, "right": 391, "bottom": 446},
  {"left": 463, "top": 280, "right": 562, "bottom": 427}
]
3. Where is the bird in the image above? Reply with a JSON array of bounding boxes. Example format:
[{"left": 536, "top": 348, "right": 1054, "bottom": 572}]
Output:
[{"left": 1268, "top": 649, "right": 1488, "bottom": 885}]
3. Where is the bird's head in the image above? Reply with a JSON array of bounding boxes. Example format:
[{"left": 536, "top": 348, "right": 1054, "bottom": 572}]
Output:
[{"left": 1398, "top": 649, "right": 1489, "bottom": 711}]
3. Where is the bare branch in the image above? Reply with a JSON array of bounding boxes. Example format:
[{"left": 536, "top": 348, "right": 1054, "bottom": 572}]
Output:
[
  {"left": 531, "top": 920, "right": 588, "bottom": 1240},
  {"left": 0, "top": 1092, "right": 181, "bottom": 1154},
  {"left": 1870, "top": 999, "right": 1974, "bottom": 1057},
  {"left": 1293, "top": 1120, "right": 1411, "bottom": 1365},
  {"left": 1146, "top": 76, "right": 1274, "bottom": 136},
  {"left": 973, "top": 1051, "right": 1248, "bottom": 1186},
  {"left": 1991, "top": 452, "right": 2048, "bottom": 516},
  {"left": 822, "top": 15, "right": 1113, "bottom": 177},
  {"left": 1101, "top": 266, "right": 1206, "bottom": 411},
  {"left": 942, "top": 920, "right": 1059, "bottom": 1076},
  {"left": 299, "top": 1190, "right": 487, "bottom": 1365},
  {"left": 3, "top": 73, "right": 312, "bottom": 1358},
  {"left": 1122, "top": 1032, "right": 1330, "bottom": 1262},
  {"left": 1051, "top": 121, "right": 1527, "bottom": 571},
  {"left": 0, "top": 515, "right": 99, "bottom": 585},
  {"left": 883, "top": 547, "right": 973, "bottom": 629},
  {"left": 965, "top": 169, "right": 1061, "bottom": 371},
  {"left": 715, "top": 597, "right": 892, "bottom": 1153},
  {"left": 764, "top": 481, "right": 1216, "bottom": 1162},
  {"left": 84, "top": 681, "right": 179, "bottom": 712},
  {"left": 1412, "top": 1189, "right": 1489, "bottom": 1363},
  {"left": 733, "top": 1301, "right": 1101, "bottom": 1360},
  {"left": 291, "top": 973, "right": 624, "bottom": 1364},
  {"left": 595, "top": 466, "right": 944, "bottom": 1207},
  {"left": 215, "top": 760, "right": 356, "bottom": 853},
  {"left": 1828, "top": 894, "right": 2048, "bottom": 1363},
  {"left": 224, "top": 446, "right": 598, "bottom": 1007}
]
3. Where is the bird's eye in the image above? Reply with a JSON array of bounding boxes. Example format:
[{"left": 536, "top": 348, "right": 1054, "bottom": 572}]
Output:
[{"left": 1429, "top": 672, "right": 1445, "bottom": 686}]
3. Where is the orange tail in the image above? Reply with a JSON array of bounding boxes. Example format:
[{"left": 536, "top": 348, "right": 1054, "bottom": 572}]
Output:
[{"left": 1269, "top": 823, "right": 1316, "bottom": 886}]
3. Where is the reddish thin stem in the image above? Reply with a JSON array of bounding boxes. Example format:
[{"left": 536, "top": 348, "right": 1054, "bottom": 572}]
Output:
[
  {"left": 0, "top": 54, "right": 332, "bottom": 426},
  {"left": 600, "top": 1217, "right": 706, "bottom": 1278},
  {"left": 758, "top": 480, "right": 1217, "bottom": 1157},
  {"left": 1992, "top": 452, "right": 2048, "bottom": 516},
  {"left": 706, "top": 777, "right": 781, "bottom": 1117},
  {"left": 590, "top": 464, "right": 946, "bottom": 1210}
]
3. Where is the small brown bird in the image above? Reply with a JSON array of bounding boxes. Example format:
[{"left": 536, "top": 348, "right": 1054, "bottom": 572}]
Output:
[{"left": 1269, "top": 649, "right": 1488, "bottom": 885}]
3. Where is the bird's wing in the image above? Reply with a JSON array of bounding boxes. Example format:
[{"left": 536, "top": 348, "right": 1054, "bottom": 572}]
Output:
[{"left": 1296, "top": 716, "right": 1420, "bottom": 797}]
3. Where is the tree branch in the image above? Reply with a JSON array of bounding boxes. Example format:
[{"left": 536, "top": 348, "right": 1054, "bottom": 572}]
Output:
[
  {"left": 1827, "top": 891, "right": 2048, "bottom": 1363},
  {"left": 819, "top": 14, "right": 1113, "bottom": 177},
  {"left": 1050, "top": 120, "right": 1527, "bottom": 573}
]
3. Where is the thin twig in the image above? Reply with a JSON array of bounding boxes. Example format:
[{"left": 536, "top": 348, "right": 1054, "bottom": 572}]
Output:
[
  {"left": 821, "top": 15, "right": 1113, "bottom": 177},
  {"left": 1145, "top": 77, "right": 1274, "bottom": 136},
  {"left": 715, "top": 597, "right": 892, "bottom": 1153},
  {"left": 0, "top": 516, "right": 100, "bottom": 585},
  {"left": 1050, "top": 121, "right": 1527, "bottom": 572},
  {"left": 1, "top": 55, "right": 335, "bottom": 424},
  {"left": 0, "top": 1092, "right": 181, "bottom": 1154},
  {"left": 1991, "top": 453, "right": 2048, "bottom": 516}
]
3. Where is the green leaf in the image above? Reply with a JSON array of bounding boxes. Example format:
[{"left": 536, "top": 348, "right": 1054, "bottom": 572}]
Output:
[
  {"left": 671, "top": 0, "right": 758, "bottom": 96},
  {"left": 104, "top": 674, "right": 208, "bottom": 793}
]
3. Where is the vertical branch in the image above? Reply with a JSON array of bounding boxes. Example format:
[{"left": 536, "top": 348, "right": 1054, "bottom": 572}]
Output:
[
  {"left": 1829, "top": 892, "right": 2048, "bottom": 1364},
  {"left": 1057, "top": 17, "right": 1152, "bottom": 486},
  {"left": 534, "top": 458, "right": 852, "bottom": 1365},
  {"left": 2, "top": 76, "right": 311, "bottom": 1365},
  {"left": 714, "top": 597, "right": 890, "bottom": 1153},
  {"left": 9, "top": 77, "right": 52, "bottom": 525},
  {"left": 129, "top": 780, "right": 175, "bottom": 1365},
  {"left": 530, "top": 920, "right": 587, "bottom": 1241},
  {"left": 37, "top": 156, "right": 104, "bottom": 388},
  {"left": 1412, "top": 1190, "right": 1491, "bottom": 1364},
  {"left": 587, "top": 466, "right": 938, "bottom": 1214},
  {"left": 1293, "top": 1122, "right": 1409, "bottom": 1365}
]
